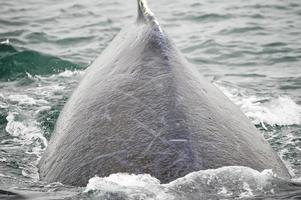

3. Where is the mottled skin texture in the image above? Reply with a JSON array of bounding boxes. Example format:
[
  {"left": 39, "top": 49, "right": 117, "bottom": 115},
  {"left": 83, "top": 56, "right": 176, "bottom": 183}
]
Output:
[{"left": 39, "top": 5, "right": 290, "bottom": 186}]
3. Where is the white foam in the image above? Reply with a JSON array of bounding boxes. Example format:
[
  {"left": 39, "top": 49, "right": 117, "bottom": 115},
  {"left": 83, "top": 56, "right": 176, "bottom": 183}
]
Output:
[
  {"left": 5, "top": 112, "right": 47, "bottom": 152},
  {"left": 292, "top": 177, "right": 301, "bottom": 183},
  {"left": 85, "top": 174, "right": 160, "bottom": 193},
  {"left": 248, "top": 96, "right": 301, "bottom": 126},
  {"left": 239, "top": 182, "right": 253, "bottom": 198},
  {"left": 0, "top": 93, "right": 8, "bottom": 108},
  {"left": 8, "top": 94, "right": 36, "bottom": 105},
  {"left": 0, "top": 69, "right": 83, "bottom": 181},
  {"left": 8, "top": 94, "right": 48, "bottom": 106},
  {"left": 215, "top": 83, "right": 301, "bottom": 126},
  {"left": 56, "top": 70, "right": 84, "bottom": 78},
  {"left": 218, "top": 186, "right": 232, "bottom": 196},
  {"left": 85, "top": 173, "right": 172, "bottom": 200},
  {"left": 0, "top": 39, "right": 9, "bottom": 44},
  {"left": 0, "top": 102, "right": 8, "bottom": 109},
  {"left": 84, "top": 166, "right": 277, "bottom": 199},
  {"left": 5, "top": 112, "right": 47, "bottom": 179},
  {"left": 6, "top": 113, "right": 37, "bottom": 139},
  {"left": 167, "top": 166, "right": 274, "bottom": 197},
  {"left": 104, "top": 173, "right": 159, "bottom": 187},
  {"left": 26, "top": 72, "right": 34, "bottom": 79},
  {"left": 29, "top": 85, "right": 66, "bottom": 96}
]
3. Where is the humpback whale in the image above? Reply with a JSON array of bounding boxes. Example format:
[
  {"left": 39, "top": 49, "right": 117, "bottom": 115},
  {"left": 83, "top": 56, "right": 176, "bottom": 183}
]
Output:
[{"left": 39, "top": 0, "right": 290, "bottom": 186}]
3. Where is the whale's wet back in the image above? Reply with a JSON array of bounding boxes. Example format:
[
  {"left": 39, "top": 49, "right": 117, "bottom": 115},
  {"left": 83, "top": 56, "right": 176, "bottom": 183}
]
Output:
[{"left": 39, "top": 0, "right": 290, "bottom": 186}]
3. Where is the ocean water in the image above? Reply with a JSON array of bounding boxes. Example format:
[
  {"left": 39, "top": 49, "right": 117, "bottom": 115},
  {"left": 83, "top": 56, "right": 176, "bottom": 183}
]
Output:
[{"left": 0, "top": 0, "right": 301, "bottom": 199}]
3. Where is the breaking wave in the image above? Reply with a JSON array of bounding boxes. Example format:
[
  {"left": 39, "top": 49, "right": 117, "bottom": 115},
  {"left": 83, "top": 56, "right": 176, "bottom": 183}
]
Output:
[
  {"left": 0, "top": 42, "right": 82, "bottom": 81},
  {"left": 215, "top": 82, "right": 301, "bottom": 127}
]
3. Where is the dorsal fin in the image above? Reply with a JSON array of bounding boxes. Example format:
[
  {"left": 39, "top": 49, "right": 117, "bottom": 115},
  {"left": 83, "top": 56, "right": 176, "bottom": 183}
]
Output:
[{"left": 137, "top": 0, "right": 157, "bottom": 24}]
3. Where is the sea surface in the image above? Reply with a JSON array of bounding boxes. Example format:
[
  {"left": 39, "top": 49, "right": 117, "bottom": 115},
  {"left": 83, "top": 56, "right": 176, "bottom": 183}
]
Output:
[{"left": 0, "top": 0, "right": 301, "bottom": 199}]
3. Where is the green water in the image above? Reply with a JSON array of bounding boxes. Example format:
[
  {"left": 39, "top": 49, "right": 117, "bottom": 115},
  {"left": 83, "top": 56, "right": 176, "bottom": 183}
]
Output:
[
  {"left": 0, "top": 0, "right": 300, "bottom": 199},
  {"left": 0, "top": 43, "right": 82, "bottom": 81}
]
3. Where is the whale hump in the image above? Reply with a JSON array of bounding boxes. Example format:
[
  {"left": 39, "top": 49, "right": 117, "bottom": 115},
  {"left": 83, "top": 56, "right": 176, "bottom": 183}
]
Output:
[{"left": 39, "top": 0, "right": 291, "bottom": 186}]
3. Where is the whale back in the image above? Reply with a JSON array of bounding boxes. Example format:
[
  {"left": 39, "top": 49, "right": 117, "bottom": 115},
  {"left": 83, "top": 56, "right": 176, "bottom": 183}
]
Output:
[{"left": 39, "top": 0, "right": 290, "bottom": 186}]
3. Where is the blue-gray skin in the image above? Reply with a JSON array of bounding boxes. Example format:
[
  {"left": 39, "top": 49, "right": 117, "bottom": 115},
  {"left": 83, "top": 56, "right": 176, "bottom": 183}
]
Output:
[{"left": 39, "top": 0, "right": 290, "bottom": 186}]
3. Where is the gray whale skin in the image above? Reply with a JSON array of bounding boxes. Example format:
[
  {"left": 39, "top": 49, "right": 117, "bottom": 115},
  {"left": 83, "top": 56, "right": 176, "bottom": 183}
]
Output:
[{"left": 39, "top": 0, "right": 290, "bottom": 186}]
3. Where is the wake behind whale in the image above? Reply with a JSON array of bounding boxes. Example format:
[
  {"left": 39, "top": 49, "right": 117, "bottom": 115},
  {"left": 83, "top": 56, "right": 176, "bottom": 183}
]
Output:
[{"left": 39, "top": 0, "right": 290, "bottom": 186}]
